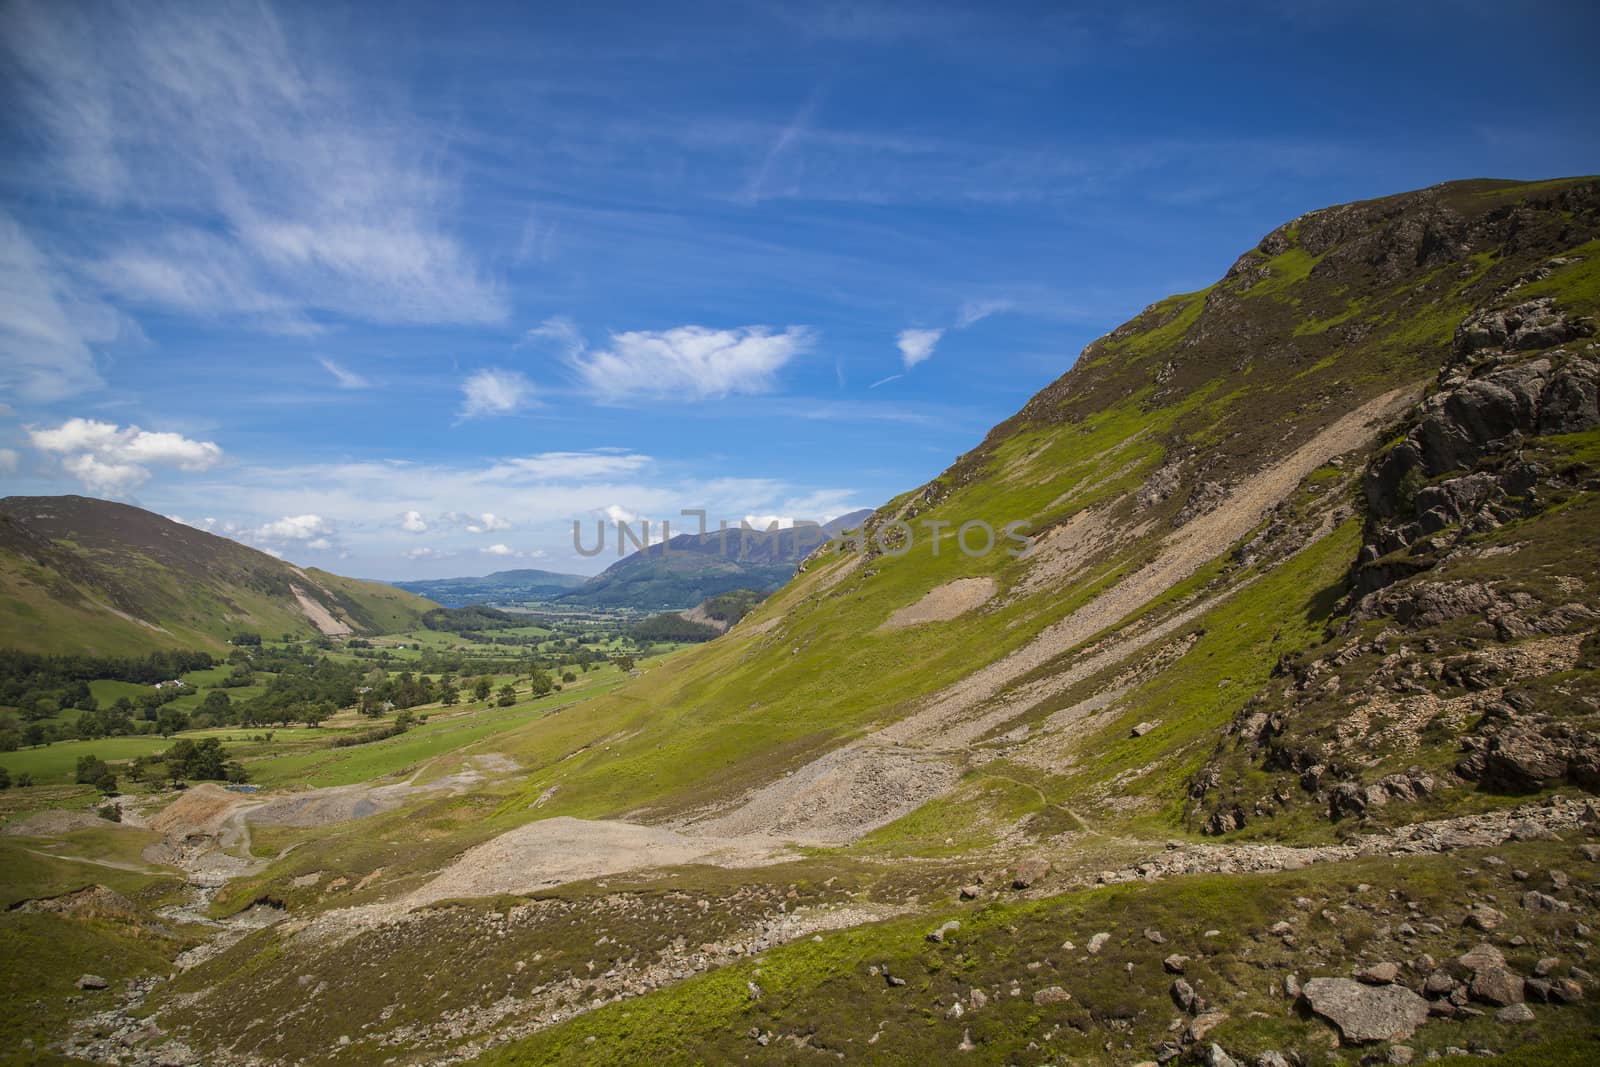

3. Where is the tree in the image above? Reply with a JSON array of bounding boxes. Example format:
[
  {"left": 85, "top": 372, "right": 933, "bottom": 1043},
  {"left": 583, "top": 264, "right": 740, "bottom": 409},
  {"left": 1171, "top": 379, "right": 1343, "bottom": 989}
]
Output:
[
  {"left": 496, "top": 684, "right": 516, "bottom": 707},
  {"left": 612, "top": 655, "right": 636, "bottom": 673},
  {"left": 157, "top": 707, "right": 190, "bottom": 737},
  {"left": 473, "top": 678, "right": 493, "bottom": 703},
  {"left": 94, "top": 769, "right": 119, "bottom": 795},
  {"left": 75, "top": 754, "right": 110, "bottom": 785},
  {"left": 562, "top": 671, "right": 576, "bottom": 684},
  {"left": 15, "top": 772, "right": 32, "bottom": 788},
  {"left": 440, "top": 683, "right": 459, "bottom": 707},
  {"left": 23, "top": 723, "right": 46, "bottom": 748},
  {"left": 528, "top": 669, "right": 554, "bottom": 698},
  {"left": 0, "top": 766, "right": 9, "bottom": 789}
]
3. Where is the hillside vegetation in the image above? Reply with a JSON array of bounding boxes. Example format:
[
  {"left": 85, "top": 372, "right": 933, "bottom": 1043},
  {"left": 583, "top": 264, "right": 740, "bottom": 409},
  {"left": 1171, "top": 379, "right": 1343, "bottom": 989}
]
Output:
[
  {"left": 5, "top": 178, "right": 1599, "bottom": 1066},
  {"left": 0, "top": 497, "right": 437, "bottom": 654}
]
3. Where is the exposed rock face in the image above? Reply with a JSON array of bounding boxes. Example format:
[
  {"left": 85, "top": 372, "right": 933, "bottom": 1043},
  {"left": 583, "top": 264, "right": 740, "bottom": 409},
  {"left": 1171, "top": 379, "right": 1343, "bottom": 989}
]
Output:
[
  {"left": 1457, "top": 724, "right": 1600, "bottom": 794},
  {"left": 1456, "top": 298, "right": 1594, "bottom": 356},
  {"left": 1299, "top": 977, "right": 1430, "bottom": 1044},
  {"left": 1189, "top": 283, "right": 1600, "bottom": 837}
]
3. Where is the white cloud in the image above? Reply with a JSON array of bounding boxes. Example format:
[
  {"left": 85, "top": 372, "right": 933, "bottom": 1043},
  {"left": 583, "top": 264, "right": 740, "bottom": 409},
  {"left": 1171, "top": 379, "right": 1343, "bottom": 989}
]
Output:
[
  {"left": 460, "top": 368, "right": 536, "bottom": 418},
  {"left": 319, "top": 357, "right": 370, "bottom": 390},
  {"left": 305, "top": 537, "right": 333, "bottom": 551},
  {"left": 467, "top": 513, "right": 511, "bottom": 533},
  {"left": 481, "top": 543, "right": 517, "bottom": 557},
  {"left": 400, "top": 510, "right": 428, "bottom": 533},
  {"left": 572, "top": 325, "right": 812, "bottom": 402},
  {"left": 256, "top": 514, "right": 332, "bottom": 541},
  {"left": 60, "top": 454, "right": 147, "bottom": 496},
  {"left": 896, "top": 327, "right": 943, "bottom": 369},
  {"left": 483, "top": 451, "right": 651, "bottom": 481},
  {"left": 28, "top": 417, "right": 223, "bottom": 495},
  {"left": 0, "top": 449, "right": 19, "bottom": 474},
  {"left": 404, "top": 546, "right": 451, "bottom": 561},
  {"left": 3, "top": 0, "right": 504, "bottom": 329},
  {"left": 0, "top": 212, "right": 123, "bottom": 402}
]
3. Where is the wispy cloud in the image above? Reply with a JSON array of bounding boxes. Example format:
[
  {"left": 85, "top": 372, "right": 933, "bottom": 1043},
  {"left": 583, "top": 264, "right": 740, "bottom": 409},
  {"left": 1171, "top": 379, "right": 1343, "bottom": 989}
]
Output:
[
  {"left": 482, "top": 451, "right": 651, "bottom": 481},
  {"left": 28, "top": 417, "right": 223, "bottom": 496},
  {"left": 743, "top": 87, "right": 823, "bottom": 203},
  {"left": 955, "top": 298, "right": 1015, "bottom": 328},
  {"left": 896, "top": 327, "right": 943, "bottom": 369},
  {"left": 3, "top": 0, "right": 505, "bottom": 330},
  {"left": 571, "top": 324, "right": 814, "bottom": 402},
  {"left": 460, "top": 368, "right": 537, "bottom": 418},
  {"left": 0, "top": 212, "right": 121, "bottom": 402},
  {"left": 318, "top": 357, "right": 371, "bottom": 390}
]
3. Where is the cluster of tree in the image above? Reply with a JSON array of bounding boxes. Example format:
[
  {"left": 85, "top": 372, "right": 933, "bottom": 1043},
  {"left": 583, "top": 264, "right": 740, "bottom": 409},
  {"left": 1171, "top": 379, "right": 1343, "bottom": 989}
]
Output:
[
  {"left": 629, "top": 613, "right": 721, "bottom": 643},
  {"left": 0, "top": 766, "right": 32, "bottom": 789},
  {"left": 420, "top": 606, "right": 525, "bottom": 632},
  {"left": 0, "top": 648, "right": 216, "bottom": 720},
  {"left": 157, "top": 737, "right": 248, "bottom": 783},
  {"left": 75, "top": 754, "right": 120, "bottom": 794}
]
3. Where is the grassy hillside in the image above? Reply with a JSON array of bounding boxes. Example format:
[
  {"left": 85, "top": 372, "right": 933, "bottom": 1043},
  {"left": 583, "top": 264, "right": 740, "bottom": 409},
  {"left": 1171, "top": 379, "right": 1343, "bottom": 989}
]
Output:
[
  {"left": 467, "top": 177, "right": 1600, "bottom": 832},
  {"left": 0, "top": 497, "right": 437, "bottom": 654},
  {"left": 8, "top": 177, "right": 1599, "bottom": 1067}
]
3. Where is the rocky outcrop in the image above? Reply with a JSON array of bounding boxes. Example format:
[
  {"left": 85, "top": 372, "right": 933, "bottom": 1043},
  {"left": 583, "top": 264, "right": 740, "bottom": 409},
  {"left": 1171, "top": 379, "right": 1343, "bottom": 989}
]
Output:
[
  {"left": 1357, "top": 297, "right": 1596, "bottom": 590},
  {"left": 1457, "top": 723, "right": 1600, "bottom": 794}
]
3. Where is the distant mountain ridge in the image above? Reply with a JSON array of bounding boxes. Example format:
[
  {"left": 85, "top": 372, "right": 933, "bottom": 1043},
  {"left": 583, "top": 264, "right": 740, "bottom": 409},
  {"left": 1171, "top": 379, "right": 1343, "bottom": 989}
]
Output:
[
  {"left": 388, "top": 568, "right": 587, "bottom": 607},
  {"left": 0, "top": 496, "right": 436, "bottom": 655},
  {"left": 390, "top": 510, "right": 876, "bottom": 612},
  {"left": 559, "top": 509, "right": 875, "bottom": 610}
]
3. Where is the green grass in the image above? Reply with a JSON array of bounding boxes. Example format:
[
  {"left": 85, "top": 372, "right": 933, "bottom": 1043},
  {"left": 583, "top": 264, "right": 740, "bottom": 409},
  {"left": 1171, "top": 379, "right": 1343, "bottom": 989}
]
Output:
[{"left": 474, "top": 839, "right": 1600, "bottom": 1067}]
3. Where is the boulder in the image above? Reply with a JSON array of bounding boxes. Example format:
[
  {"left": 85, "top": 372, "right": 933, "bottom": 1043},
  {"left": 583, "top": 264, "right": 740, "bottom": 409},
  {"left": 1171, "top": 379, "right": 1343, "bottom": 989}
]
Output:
[
  {"left": 1185, "top": 1010, "right": 1228, "bottom": 1043},
  {"left": 1171, "top": 978, "right": 1198, "bottom": 1013},
  {"left": 1206, "top": 1044, "right": 1240, "bottom": 1067},
  {"left": 1011, "top": 858, "right": 1050, "bottom": 889},
  {"left": 1496, "top": 1002, "right": 1536, "bottom": 1024},
  {"left": 1086, "top": 932, "right": 1110, "bottom": 954},
  {"left": 75, "top": 974, "right": 108, "bottom": 991},
  {"left": 1469, "top": 966, "right": 1525, "bottom": 1007},
  {"left": 1457, "top": 943, "right": 1506, "bottom": 973},
  {"left": 1032, "top": 985, "right": 1071, "bottom": 1006},
  {"left": 1521, "top": 890, "right": 1569, "bottom": 913},
  {"left": 1299, "top": 977, "right": 1430, "bottom": 1044}
]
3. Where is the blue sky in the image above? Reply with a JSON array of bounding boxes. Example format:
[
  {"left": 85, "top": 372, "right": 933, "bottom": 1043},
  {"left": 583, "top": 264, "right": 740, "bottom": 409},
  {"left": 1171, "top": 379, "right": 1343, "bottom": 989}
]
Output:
[{"left": 2, "top": 0, "right": 1597, "bottom": 578}]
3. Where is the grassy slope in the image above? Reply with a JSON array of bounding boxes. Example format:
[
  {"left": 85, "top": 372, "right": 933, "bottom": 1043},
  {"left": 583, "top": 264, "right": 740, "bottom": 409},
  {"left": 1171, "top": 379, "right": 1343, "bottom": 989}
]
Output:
[
  {"left": 0, "top": 498, "right": 437, "bottom": 654},
  {"left": 481, "top": 839, "right": 1600, "bottom": 1066},
  {"left": 458, "top": 177, "right": 1600, "bottom": 832}
]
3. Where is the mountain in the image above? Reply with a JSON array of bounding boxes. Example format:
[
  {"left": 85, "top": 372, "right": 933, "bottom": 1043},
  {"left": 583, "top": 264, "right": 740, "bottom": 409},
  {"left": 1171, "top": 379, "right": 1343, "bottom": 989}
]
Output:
[
  {"left": 388, "top": 567, "right": 588, "bottom": 607},
  {"left": 0, "top": 496, "right": 437, "bottom": 654},
  {"left": 560, "top": 508, "right": 876, "bottom": 610},
  {"left": 13, "top": 179, "right": 1600, "bottom": 1066}
]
